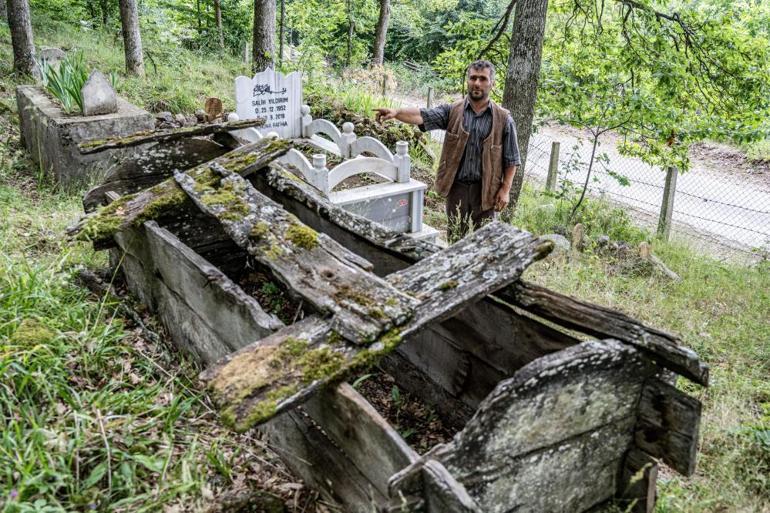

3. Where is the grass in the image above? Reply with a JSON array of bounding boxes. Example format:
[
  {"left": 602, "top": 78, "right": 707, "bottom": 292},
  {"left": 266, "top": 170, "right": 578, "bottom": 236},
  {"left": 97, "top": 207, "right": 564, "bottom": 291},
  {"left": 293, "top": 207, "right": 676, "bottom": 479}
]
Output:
[
  {"left": 1, "top": 12, "right": 769, "bottom": 513},
  {"left": 23, "top": 17, "right": 249, "bottom": 114},
  {"left": 0, "top": 24, "right": 315, "bottom": 513},
  {"left": 503, "top": 184, "right": 770, "bottom": 512}
]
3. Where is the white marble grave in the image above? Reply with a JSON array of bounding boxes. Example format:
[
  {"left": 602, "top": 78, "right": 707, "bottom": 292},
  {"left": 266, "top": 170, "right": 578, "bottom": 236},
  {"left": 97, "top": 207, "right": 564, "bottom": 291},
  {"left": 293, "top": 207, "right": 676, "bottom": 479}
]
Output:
[{"left": 234, "top": 68, "right": 302, "bottom": 139}]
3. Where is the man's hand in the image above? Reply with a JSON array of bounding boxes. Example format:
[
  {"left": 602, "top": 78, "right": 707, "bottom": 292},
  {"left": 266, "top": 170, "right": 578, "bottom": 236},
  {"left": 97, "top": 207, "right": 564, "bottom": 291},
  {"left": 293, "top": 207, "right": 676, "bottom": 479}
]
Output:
[
  {"left": 374, "top": 107, "right": 424, "bottom": 125},
  {"left": 374, "top": 108, "right": 398, "bottom": 123},
  {"left": 494, "top": 187, "right": 510, "bottom": 212}
]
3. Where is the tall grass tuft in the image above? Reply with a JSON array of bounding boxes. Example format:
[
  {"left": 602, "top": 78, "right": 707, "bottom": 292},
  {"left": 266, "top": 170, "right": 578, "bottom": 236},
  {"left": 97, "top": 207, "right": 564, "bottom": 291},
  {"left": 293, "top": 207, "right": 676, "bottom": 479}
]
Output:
[{"left": 38, "top": 52, "right": 89, "bottom": 114}]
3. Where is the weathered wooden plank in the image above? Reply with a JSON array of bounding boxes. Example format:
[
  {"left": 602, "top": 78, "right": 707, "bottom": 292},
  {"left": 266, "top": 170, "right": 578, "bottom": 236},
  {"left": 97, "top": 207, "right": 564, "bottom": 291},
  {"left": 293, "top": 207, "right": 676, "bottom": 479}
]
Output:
[
  {"left": 618, "top": 449, "right": 658, "bottom": 513},
  {"left": 111, "top": 221, "right": 282, "bottom": 365},
  {"left": 634, "top": 378, "right": 702, "bottom": 476},
  {"left": 387, "top": 340, "right": 657, "bottom": 512},
  {"left": 257, "top": 162, "right": 709, "bottom": 393},
  {"left": 388, "top": 459, "right": 479, "bottom": 513},
  {"left": 77, "top": 118, "right": 265, "bottom": 154},
  {"left": 302, "top": 383, "right": 418, "bottom": 497},
  {"left": 83, "top": 139, "right": 229, "bottom": 211},
  {"left": 67, "top": 137, "right": 292, "bottom": 244},
  {"left": 450, "top": 420, "right": 632, "bottom": 513},
  {"left": 496, "top": 280, "right": 709, "bottom": 386},
  {"left": 174, "top": 168, "right": 414, "bottom": 344},
  {"left": 144, "top": 221, "right": 283, "bottom": 361},
  {"left": 386, "top": 228, "right": 552, "bottom": 330},
  {"left": 261, "top": 407, "right": 381, "bottom": 511},
  {"left": 201, "top": 222, "right": 551, "bottom": 432},
  {"left": 438, "top": 340, "right": 653, "bottom": 472}
]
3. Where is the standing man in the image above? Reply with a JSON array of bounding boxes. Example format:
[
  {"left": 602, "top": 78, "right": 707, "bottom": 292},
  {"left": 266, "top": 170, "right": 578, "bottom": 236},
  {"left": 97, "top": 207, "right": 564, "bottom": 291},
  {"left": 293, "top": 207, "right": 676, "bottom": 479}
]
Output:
[{"left": 375, "top": 60, "right": 521, "bottom": 242}]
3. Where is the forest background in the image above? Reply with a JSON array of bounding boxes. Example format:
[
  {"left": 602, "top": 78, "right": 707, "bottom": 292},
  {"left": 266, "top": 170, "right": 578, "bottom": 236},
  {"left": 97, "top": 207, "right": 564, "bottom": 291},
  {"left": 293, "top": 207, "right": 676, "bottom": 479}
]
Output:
[{"left": 0, "top": 0, "right": 769, "bottom": 512}]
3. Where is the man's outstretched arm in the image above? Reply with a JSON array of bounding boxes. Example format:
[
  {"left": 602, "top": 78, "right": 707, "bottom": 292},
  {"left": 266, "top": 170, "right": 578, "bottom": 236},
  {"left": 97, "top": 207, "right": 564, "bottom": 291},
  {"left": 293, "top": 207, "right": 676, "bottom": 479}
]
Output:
[{"left": 374, "top": 107, "right": 424, "bottom": 125}]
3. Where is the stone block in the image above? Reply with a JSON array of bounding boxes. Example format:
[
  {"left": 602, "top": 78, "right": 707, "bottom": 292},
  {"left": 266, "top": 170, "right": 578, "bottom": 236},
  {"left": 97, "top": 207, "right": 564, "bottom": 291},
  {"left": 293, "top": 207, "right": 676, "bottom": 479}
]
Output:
[
  {"left": 16, "top": 85, "right": 154, "bottom": 187},
  {"left": 81, "top": 70, "right": 118, "bottom": 116}
]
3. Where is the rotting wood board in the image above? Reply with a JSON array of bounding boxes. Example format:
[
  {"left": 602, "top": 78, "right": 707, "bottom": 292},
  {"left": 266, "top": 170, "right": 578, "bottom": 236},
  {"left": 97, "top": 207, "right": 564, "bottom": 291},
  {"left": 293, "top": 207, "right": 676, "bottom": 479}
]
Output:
[
  {"left": 77, "top": 118, "right": 266, "bottom": 154},
  {"left": 200, "top": 221, "right": 551, "bottom": 432}
]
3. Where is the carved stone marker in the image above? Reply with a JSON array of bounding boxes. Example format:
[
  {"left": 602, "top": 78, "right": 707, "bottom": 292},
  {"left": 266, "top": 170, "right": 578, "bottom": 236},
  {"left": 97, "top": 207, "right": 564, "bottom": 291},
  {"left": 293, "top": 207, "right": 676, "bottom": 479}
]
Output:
[
  {"left": 81, "top": 70, "right": 118, "bottom": 116},
  {"left": 234, "top": 68, "right": 301, "bottom": 139}
]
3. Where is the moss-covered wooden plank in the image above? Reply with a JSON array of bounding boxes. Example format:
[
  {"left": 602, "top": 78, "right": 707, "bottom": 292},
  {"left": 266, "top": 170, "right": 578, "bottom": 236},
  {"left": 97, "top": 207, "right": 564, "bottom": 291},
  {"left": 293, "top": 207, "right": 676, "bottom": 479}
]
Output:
[
  {"left": 174, "top": 168, "right": 414, "bottom": 344},
  {"left": 201, "top": 222, "right": 551, "bottom": 432},
  {"left": 66, "top": 137, "right": 292, "bottom": 245},
  {"left": 263, "top": 161, "right": 708, "bottom": 387},
  {"left": 82, "top": 139, "right": 230, "bottom": 212},
  {"left": 77, "top": 118, "right": 266, "bottom": 154},
  {"left": 396, "top": 339, "right": 657, "bottom": 513},
  {"left": 495, "top": 281, "right": 709, "bottom": 386}
]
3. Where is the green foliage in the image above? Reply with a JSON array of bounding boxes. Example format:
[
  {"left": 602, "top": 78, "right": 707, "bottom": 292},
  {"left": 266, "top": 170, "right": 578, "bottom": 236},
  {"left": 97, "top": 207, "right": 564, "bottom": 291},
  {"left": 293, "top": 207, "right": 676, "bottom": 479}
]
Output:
[
  {"left": 540, "top": 0, "right": 770, "bottom": 170},
  {"left": 39, "top": 51, "right": 89, "bottom": 114},
  {"left": 745, "top": 138, "right": 770, "bottom": 163}
]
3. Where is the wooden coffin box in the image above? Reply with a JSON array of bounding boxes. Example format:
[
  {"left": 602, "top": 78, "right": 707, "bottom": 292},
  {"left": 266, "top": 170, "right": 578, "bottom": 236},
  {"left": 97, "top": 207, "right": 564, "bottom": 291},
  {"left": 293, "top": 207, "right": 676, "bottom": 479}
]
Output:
[{"left": 75, "top": 137, "right": 707, "bottom": 513}]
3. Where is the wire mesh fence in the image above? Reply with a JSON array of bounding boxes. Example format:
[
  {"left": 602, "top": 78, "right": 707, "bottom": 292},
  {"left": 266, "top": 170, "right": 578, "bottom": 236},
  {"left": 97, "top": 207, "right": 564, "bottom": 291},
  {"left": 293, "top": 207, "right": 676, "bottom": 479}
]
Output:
[
  {"left": 523, "top": 132, "right": 770, "bottom": 259},
  {"left": 426, "top": 124, "right": 770, "bottom": 260}
]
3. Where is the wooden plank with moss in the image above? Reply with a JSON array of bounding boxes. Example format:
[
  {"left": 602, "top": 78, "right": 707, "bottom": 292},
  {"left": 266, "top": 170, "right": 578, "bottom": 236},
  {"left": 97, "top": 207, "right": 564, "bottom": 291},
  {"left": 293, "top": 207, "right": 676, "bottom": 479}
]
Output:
[
  {"left": 66, "top": 137, "right": 292, "bottom": 245},
  {"left": 77, "top": 118, "right": 266, "bottom": 154},
  {"left": 174, "top": 167, "right": 415, "bottom": 344},
  {"left": 495, "top": 281, "right": 709, "bottom": 386},
  {"left": 262, "top": 162, "right": 708, "bottom": 387},
  {"left": 201, "top": 222, "right": 552, "bottom": 432}
]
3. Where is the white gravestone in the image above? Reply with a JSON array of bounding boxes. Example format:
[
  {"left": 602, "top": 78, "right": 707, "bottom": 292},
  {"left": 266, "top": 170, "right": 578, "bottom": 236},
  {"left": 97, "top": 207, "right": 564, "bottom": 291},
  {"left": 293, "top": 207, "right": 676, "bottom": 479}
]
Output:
[{"left": 235, "top": 68, "right": 302, "bottom": 139}]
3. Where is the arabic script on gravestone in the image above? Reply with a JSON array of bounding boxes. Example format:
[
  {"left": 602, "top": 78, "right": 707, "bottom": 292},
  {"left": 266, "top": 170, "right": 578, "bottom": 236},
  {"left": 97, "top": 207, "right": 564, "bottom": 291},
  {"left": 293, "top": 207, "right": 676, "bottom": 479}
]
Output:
[{"left": 250, "top": 83, "right": 290, "bottom": 128}]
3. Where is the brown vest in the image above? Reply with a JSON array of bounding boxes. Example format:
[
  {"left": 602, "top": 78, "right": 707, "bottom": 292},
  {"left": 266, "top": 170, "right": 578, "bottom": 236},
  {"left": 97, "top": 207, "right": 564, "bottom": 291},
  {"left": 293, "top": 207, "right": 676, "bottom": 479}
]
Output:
[{"left": 434, "top": 99, "right": 510, "bottom": 212}]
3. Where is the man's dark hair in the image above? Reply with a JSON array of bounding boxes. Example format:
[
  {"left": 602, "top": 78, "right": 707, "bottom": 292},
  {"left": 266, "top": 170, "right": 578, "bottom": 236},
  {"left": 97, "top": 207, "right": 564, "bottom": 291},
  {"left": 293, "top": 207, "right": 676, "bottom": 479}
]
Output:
[{"left": 467, "top": 60, "right": 495, "bottom": 81}]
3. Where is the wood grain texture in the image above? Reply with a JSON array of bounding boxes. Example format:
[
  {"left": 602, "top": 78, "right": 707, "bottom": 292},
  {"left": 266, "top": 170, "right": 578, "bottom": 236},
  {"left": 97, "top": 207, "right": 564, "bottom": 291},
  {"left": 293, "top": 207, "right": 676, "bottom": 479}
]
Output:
[
  {"left": 618, "top": 449, "right": 658, "bottom": 513},
  {"left": 497, "top": 280, "right": 709, "bottom": 386},
  {"left": 634, "top": 378, "right": 702, "bottom": 476},
  {"left": 175, "top": 168, "right": 414, "bottom": 344},
  {"left": 111, "top": 222, "right": 282, "bottom": 365},
  {"left": 77, "top": 118, "right": 265, "bottom": 154},
  {"left": 83, "top": 139, "right": 229, "bottom": 211},
  {"left": 302, "top": 383, "right": 418, "bottom": 497},
  {"left": 405, "top": 339, "right": 659, "bottom": 513},
  {"left": 261, "top": 407, "right": 382, "bottom": 511},
  {"left": 68, "top": 138, "right": 292, "bottom": 245},
  {"left": 388, "top": 459, "right": 479, "bottom": 513},
  {"left": 201, "top": 222, "right": 550, "bottom": 432}
]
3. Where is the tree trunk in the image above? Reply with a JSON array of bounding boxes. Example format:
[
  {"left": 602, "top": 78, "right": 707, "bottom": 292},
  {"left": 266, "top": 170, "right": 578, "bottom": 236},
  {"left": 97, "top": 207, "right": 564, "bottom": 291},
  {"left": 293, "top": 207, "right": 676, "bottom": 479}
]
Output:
[
  {"left": 100, "top": 0, "right": 109, "bottom": 26},
  {"left": 119, "top": 0, "right": 145, "bottom": 76},
  {"left": 214, "top": 0, "right": 224, "bottom": 49},
  {"left": 345, "top": 0, "right": 353, "bottom": 67},
  {"left": 7, "top": 0, "right": 36, "bottom": 76},
  {"left": 502, "top": 0, "right": 549, "bottom": 210},
  {"left": 371, "top": 0, "right": 390, "bottom": 65},
  {"left": 252, "top": 0, "right": 275, "bottom": 72},
  {"left": 196, "top": 0, "right": 201, "bottom": 32}
]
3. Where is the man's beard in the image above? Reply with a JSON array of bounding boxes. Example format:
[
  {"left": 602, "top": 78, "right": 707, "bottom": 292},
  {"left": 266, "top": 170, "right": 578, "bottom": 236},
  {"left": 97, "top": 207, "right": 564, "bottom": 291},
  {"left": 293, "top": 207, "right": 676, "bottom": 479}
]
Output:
[{"left": 469, "top": 89, "right": 487, "bottom": 100}]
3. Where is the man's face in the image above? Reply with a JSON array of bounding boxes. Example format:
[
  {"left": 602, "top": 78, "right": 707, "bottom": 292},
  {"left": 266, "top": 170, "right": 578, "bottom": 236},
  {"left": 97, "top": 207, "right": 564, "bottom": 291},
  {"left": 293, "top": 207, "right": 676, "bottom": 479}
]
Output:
[{"left": 467, "top": 67, "right": 493, "bottom": 102}]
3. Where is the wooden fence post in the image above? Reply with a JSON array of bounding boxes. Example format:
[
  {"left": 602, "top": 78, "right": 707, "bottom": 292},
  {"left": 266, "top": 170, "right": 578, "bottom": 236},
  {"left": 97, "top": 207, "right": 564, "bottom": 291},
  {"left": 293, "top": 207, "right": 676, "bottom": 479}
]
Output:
[
  {"left": 382, "top": 75, "right": 387, "bottom": 97},
  {"left": 427, "top": 87, "right": 434, "bottom": 109},
  {"left": 657, "top": 166, "right": 678, "bottom": 241},
  {"left": 546, "top": 141, "right": 560, "bottom": 192}
]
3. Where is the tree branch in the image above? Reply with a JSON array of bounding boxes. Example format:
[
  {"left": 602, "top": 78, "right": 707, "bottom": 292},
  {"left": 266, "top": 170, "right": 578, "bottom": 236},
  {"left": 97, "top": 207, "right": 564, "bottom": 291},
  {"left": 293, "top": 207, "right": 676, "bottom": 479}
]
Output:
[{"left": 477, "top": 0, "right": 517, "bottom": 60}]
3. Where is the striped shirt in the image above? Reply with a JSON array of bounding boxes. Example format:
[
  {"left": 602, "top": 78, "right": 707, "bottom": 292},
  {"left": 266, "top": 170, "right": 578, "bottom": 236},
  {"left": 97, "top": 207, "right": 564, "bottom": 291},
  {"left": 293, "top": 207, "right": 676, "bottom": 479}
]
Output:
[{"left": 419, "top": 99, "right": 521, "bottom": 184}]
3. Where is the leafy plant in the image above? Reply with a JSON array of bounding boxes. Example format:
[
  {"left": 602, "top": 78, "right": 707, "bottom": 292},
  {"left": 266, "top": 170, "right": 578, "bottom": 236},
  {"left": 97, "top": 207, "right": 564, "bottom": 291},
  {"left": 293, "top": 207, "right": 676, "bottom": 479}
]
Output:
[{"left": 38, "top": 51, "right": 89, "bottom": 114}]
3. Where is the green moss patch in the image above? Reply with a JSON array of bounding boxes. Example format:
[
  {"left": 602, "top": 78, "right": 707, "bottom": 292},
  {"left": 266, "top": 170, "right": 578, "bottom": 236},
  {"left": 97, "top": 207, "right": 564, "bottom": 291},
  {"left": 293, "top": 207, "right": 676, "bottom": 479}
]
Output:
[
  {"left": 285, "top": 224, "right": 318, "bottom": 250},
  {"left": 9, "top": 318, "right": 56, "bottom": 346}
]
